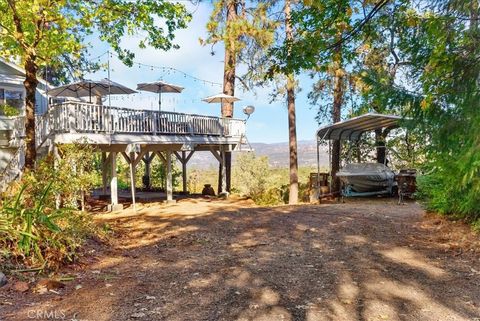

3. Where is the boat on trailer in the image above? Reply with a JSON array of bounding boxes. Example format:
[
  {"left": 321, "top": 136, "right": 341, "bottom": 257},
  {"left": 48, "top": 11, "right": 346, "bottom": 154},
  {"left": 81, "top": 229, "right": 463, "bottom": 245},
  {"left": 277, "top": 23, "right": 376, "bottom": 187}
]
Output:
[
  {"left": 314, "top": 113, "right": 410, "bottom": 200},
  {"left": 336, "top": 162, "right": 396, "bottom": 197}
]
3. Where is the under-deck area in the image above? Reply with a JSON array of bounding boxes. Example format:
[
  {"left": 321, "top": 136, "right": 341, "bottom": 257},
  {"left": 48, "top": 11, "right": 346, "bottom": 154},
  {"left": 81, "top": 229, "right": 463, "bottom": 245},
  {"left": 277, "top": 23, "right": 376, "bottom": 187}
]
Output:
[{"left": 34, "top": 102, "right": 248, "bottom": 210}]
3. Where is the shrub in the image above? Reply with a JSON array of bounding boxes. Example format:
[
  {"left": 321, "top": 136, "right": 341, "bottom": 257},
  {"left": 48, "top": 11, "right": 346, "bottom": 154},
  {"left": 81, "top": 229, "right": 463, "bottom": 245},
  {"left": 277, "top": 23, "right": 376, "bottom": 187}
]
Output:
[
  {"left": 0, "top": 104, "right": 20, "bottom": 117},
  {"left": 0, "top": 142, "right": 100, "bottom": 270},
  {"left": 233, "top": 153, "right": 277, "bottom": 204},
  {"left": 0, "top": 182, "right": 97, "bottom": 270},
  {"left": 254, "top": 187, "right": 284, "bottom": 206}
]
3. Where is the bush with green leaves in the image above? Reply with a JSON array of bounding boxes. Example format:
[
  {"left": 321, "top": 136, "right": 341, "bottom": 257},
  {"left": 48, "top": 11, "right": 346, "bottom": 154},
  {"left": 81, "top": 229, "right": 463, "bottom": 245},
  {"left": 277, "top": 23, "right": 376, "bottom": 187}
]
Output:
[
  {"left": 0, "top": 142, "right": 100, "bottom": 270},
  {"left": 0, "top": 104, "right": 20, "bottom": 117},
  {"left": 0, "top": 182, "right": 96, "bottom": 270},
  {"left": 233, "top": 153, "right": 284, "bottom": 205},
  {"left": 401, "top": 1, "right": 480, "bottom": 226}
]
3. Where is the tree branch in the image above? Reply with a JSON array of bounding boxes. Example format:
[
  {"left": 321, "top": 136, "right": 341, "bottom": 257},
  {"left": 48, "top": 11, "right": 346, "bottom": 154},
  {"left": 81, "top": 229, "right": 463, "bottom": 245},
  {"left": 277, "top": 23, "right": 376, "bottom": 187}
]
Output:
[{"left": 6, "top": 0, "right": 28, "bottom": 51}]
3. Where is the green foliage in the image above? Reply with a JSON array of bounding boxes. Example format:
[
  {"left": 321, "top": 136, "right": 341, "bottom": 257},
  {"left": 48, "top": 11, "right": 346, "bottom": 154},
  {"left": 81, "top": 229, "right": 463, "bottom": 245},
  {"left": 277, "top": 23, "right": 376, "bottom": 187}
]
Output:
[
  {"left": 0, "top": 144, "right": 100, "bottom": 270},
  {"left": 233, "top": 152, "right": 274, "bottom": 203},
  {"left": 111, "top": 154, "right": 181, "bottom": 191},
  {"left": 150, "top": 157, "right": 182, "bottom": 191},
  {"left": 403, "top": 1, "right": 480, "bottom": 222},
  {"left": 271, "top": 0, "right": 479, "bottom": 224},
  {"left": 201, "top": 1, "right": 282, "bottom": 91},
  {"left": 232, "top": 152, "right": 317, "bottom": 205},
  {"left": 0, "top": 0, "right": 191, "bottom": 71},
  {"left": 22, "top": 143, "right": 98, "bottom": 208},
  {"left": 0, "top": 182, "right": 95, "bottom": 270},
  {"left": 202, "top": 1, "right": 277, "bottom": 57},
  {"left": 0, "top": 104, "right": 19, "bottom": 116}
]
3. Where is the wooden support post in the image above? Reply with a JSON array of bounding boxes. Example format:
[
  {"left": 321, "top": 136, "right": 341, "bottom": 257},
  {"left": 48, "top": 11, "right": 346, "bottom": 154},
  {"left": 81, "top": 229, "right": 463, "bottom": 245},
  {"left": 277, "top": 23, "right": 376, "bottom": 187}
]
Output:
[
  {"left": 181, "top": 151, "right": 187, "bottom": 194},
  {"left": 175, "top": 151, "right": 194, "bottom": 194},
  {"left": 155, "top": 151, "right": 166, "bottom": 164},
  {"left": 102, "top": 152, "right": 108, "bottom": 195},
  {"left": 129, "top": 151, "right": 136, "bottom": 211},
  {"left": 220, "top": 146, "right": 228, "bottom": 197},
  {"left": 213, "top": 147, "right": 228, "bottom": 197},
  {"left": 217, "top": 161, "right": 223, "bottom": 195},
  {"left": 111, "top": 151, "right": 118, "bottom": 205},
  {"left": 166, "top": 150, "right": 174, "bottom": 203},
  {"left": 109, "top": 151, "right": 122, "bottom": 211},
  {"left": 225, "top": 150, "right": 232, "bottom": 193},
  {"left": 143, "top": 152, "right": 152, "bottom": 190}
]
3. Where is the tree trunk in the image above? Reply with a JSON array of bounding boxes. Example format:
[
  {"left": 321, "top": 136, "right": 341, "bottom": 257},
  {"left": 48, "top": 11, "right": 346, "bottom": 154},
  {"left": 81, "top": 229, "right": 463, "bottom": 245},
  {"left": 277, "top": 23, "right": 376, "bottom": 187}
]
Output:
[
  {"left": 286, "top": 74, "right": 298, "bottom": 204},
  {"left": 375, "top": 129, "right": 386, "bottom": 165},
  {"left": 331, "top": 44, "right": 344, "bottom": 195},
  {"left": 218, "top": 0, "right": 239, "bottom": 194},
  {"left": 285, "top": 0, "right": 298, "bottom": 204},
  {"left": 24, "top": 55, "right": 39, "bottom": 170},
  {"left": 222, "top": 0, "right": 238, "bottom": 118}
]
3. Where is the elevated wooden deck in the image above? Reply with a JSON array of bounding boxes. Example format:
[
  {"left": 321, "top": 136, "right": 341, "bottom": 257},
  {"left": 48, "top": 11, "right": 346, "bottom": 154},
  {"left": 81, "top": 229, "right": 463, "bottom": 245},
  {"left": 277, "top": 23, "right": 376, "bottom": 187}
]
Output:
[
  {"left": 2, "top": 102, "right": 247, "bottom": 207},
  {"left": 36, "top": 102, "right": 246, "bottom": 149}
]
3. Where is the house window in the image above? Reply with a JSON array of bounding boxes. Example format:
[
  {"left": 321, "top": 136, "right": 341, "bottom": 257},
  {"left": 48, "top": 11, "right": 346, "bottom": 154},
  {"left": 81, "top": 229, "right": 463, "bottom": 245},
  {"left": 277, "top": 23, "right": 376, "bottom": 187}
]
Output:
[
  {"left": 5, "top": 90, "right": 23, "bottom": 109},
  {"left": 0, "top": 88, "right": 23, "bottom": 116}
]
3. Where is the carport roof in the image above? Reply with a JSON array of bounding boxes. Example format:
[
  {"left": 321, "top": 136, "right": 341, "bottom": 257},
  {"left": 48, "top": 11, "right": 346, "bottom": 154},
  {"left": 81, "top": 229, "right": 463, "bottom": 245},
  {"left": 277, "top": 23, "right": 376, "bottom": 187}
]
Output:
[{"left": 316, "top": 113, "right": 403, "bottom": 141}]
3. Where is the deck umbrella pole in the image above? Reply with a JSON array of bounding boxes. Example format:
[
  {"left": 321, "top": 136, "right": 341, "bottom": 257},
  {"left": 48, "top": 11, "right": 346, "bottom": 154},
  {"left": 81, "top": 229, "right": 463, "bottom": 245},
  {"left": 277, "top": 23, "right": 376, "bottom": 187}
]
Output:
[
  {"left": 158, "top": 91, "right": 161, "bottom": 112},
  {"left": 88, "top": 83, "right": 92, "bottom": 104}
]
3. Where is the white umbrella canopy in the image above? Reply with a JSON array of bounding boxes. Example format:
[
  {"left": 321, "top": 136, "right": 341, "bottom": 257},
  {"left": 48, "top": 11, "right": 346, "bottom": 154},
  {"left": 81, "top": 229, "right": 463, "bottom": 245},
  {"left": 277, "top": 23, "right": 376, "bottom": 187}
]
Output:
[
  {"left": 48, "top": 78, "right": 137, "bottom": 103},
  {"left": 202, "top": 93, "right": 240, "bottom": 104},
  {"left": 136, "top": 81, "right": 184, "bottom": 94},
  {"left": 136, "top": 81, "right": 184, "bottom": 112}
]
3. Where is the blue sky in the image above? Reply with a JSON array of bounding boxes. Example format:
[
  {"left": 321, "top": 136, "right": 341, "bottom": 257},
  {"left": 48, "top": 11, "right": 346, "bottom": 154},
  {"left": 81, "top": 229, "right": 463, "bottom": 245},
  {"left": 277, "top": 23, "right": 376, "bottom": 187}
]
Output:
[{"left": 86, "top": 2, "right": 320, "bottom": 144}]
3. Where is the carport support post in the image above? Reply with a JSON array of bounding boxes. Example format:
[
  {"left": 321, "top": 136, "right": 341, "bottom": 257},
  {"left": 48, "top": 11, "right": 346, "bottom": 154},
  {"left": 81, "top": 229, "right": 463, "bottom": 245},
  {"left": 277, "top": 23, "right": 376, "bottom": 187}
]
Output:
[{"left": 166, "top": 150, "right": 174, "bottom": 203}]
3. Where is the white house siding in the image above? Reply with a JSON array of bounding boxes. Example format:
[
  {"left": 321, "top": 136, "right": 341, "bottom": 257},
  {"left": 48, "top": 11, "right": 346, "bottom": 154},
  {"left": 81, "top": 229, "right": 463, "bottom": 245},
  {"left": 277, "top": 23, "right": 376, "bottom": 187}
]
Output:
[{"left": 0, "top": 60, "right": 49, "bottom": 182}]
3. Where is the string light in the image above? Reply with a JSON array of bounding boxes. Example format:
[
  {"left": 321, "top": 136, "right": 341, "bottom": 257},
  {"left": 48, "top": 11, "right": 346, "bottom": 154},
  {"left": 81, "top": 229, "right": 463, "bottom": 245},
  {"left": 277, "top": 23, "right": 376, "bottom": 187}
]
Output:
[{"left": 88, "top": 50, "right": 225, "bottom": 88}]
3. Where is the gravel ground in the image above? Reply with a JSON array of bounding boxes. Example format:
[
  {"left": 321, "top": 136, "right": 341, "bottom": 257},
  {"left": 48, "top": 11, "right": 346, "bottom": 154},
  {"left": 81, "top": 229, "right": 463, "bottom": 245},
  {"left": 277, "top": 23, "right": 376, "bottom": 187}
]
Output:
[{"left": 2, "top": 197, "right": 480, "bottom": 321}]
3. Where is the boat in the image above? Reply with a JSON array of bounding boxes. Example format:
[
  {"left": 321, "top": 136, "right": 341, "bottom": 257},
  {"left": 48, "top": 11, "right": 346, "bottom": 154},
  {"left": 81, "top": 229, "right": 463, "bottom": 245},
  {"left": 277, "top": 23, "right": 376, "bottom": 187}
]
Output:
[{"left": 336, "top": 163, "right": 396, "bottom": 196}]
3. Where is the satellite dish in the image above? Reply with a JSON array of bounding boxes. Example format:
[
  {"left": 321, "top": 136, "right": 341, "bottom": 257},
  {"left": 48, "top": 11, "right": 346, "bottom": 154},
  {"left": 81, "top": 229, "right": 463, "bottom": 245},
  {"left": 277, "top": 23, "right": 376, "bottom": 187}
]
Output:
[{"left": 243, "top": 105, "right": 255, "bottom": 115}]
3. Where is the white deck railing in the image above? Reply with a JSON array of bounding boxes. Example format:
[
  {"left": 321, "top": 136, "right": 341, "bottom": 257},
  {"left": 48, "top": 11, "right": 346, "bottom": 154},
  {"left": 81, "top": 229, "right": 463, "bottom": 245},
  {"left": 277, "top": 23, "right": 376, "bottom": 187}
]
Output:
[{"left": 41, "top": 102, "right": 246, "bottom": 139}]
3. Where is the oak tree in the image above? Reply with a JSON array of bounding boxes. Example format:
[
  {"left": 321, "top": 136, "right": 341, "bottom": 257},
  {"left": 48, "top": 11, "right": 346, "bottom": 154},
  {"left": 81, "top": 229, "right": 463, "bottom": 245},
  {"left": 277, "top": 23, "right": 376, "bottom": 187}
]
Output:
[{"left": 0, "top": 0, "right": 191, "bottom": 169}]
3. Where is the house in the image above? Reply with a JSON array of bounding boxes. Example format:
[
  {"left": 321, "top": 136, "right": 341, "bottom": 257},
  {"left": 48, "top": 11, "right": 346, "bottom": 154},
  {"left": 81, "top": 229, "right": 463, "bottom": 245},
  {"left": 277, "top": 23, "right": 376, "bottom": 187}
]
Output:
[{"left": 0, "top": 59, "right": 51, "bottom": 184}]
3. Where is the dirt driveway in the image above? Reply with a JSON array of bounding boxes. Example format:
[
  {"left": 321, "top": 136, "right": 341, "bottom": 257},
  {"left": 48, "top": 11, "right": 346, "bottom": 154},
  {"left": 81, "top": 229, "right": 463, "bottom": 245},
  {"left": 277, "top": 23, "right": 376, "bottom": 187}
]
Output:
[{"left": 2, "top": 198, "right": 480, "bottom": 321}]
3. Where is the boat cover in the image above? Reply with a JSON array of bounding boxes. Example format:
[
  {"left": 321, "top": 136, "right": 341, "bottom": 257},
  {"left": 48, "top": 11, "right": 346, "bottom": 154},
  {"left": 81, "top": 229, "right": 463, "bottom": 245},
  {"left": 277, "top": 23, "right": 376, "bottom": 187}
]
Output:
[{"left": 336, "top": 163, "right": 395, "bottom": 193}]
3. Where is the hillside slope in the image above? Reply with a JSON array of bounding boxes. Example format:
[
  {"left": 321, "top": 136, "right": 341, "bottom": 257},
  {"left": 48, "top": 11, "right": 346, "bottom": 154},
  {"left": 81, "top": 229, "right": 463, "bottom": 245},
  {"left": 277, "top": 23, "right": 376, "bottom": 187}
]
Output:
[{"left": 188, "top": 140, "right": 328, "bottom": 169}]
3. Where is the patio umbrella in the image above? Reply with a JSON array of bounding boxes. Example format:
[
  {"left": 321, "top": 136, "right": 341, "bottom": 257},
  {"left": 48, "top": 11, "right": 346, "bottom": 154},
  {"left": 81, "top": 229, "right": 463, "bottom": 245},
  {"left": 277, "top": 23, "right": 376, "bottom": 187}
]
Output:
[
  {"left": 202, "top": 93, "right": 240, "bottom": 104},
  {"left": 136, "top": 81, "right": 184, "bottom": 112},
  {"left": 202, "top": 93, "right": 241, "bottom": 118},
  {"left": 48, "top": 78, "right": 137, "bottom": 103}
]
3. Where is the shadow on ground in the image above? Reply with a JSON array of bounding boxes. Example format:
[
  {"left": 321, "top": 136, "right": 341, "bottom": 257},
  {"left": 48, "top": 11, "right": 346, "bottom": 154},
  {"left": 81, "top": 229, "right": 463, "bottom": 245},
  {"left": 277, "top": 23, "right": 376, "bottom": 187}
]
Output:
[{"left": 3, "top": 198, "right": 480, "bottom": 321}]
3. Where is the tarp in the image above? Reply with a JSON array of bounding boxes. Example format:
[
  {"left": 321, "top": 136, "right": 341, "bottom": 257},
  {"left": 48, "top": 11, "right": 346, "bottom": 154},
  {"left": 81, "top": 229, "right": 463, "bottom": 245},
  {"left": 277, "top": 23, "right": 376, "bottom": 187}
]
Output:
[{"left": 336, "top": 163, "right": 395, "bottom": 193}]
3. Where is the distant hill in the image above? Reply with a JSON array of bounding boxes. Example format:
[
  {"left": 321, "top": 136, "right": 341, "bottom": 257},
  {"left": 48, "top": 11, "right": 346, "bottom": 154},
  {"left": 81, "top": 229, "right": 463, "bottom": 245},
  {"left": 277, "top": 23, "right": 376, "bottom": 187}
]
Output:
[{"left": 188, "top": 140, "right": 329, "bottom": 169}]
